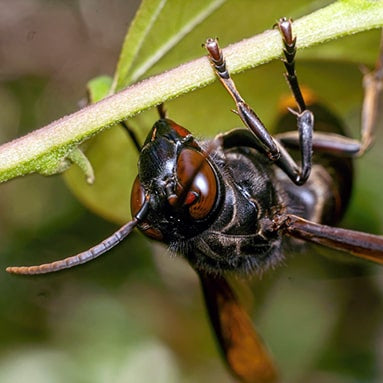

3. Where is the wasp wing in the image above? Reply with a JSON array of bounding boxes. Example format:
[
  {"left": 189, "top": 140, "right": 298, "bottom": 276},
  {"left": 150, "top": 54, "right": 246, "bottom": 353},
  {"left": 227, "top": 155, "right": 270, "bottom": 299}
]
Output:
[
  {"left": 283, "top": 214, "right": 383, "bottom": 264},
  {"left": 197, "top": 270, "right": 278, "bottom": 383}
]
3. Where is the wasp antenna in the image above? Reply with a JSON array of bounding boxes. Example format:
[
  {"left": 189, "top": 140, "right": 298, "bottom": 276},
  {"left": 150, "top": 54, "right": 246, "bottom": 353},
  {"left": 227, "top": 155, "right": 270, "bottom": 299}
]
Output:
[
  {"left": 5, "top": 198, "right": 152, "bottom": 275},
  {"left": 120, "top": 120, "right": 142, "bottom": 152},
  {"left": 6, "top": 219, "right": 138, "bottom": 275}
]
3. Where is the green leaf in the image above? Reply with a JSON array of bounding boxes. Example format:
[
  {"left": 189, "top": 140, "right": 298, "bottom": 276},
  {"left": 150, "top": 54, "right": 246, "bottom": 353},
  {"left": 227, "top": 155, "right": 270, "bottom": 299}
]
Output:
[
  {"left": 112, "top": 0, "right": 226, "bottom": 91},
  {"left": 111, "top": 0, "right": 167, "bottom": 92},
  {"left": 87, "top": 76, "right": 113, "bottom": 103}
]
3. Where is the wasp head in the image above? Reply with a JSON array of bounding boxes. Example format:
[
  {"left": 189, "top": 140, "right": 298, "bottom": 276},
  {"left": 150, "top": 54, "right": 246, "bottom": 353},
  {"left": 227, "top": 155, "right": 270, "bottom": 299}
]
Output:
[{"left": 131, "top": 119, "right": 221, "bottom": 242}]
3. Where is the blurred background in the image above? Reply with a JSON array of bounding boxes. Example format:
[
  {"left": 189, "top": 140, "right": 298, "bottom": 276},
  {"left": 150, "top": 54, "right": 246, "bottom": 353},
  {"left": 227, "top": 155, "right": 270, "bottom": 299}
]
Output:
[{"left": 0, "top": 0, "right": 383, "bottom": 382}]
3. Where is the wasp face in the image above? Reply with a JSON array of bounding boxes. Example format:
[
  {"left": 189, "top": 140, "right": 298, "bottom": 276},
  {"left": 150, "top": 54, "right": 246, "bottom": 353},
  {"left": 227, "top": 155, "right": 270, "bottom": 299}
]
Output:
[{"left": 130, "top": 119, "right": 221, "bottom": 242}]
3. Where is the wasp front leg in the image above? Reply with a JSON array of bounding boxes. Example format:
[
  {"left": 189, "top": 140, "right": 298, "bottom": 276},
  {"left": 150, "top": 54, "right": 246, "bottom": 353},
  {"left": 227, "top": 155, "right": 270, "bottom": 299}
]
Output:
[
  {"left": 204, "top": 38, "right": 280, "bottom": 161},
  {"left": 205, "top": 19, "right": 314, "bottom": 186}
]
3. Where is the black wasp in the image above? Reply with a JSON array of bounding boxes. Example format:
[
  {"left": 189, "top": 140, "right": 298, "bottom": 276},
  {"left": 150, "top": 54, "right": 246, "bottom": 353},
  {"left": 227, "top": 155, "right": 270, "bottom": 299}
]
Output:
[{"left": 7, "top": 18, "right": 383, "bottom": 383}]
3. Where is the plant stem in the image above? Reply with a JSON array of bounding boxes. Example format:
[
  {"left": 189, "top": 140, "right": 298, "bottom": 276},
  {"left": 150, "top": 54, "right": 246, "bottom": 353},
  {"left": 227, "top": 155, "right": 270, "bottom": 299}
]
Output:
[{"left": 0, "top": 0, "right": 382, "bottom": 183}]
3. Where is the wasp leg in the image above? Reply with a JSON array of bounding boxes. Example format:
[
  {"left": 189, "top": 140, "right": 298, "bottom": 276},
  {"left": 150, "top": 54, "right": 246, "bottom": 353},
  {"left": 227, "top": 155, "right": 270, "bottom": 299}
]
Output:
[
  {"left": 273, "top": 17, "right": 313, "bottom": 184},
  {"left": 275, "top": 213, "right": 383, "bottom": 265},
  {"left": 216, "top": 126, "right": 311, "bottom": 185},
  {"left": 276, "top": 18, "right": 306, "bottom": 113},
  {"left": 214, "top": 128, "right": 310, "bottom": 188},
  {"left": 359, "top": 29, "right": 383, "bottom": 154},
  {"left": 276, "top": 48, "right": 383, "bottom": 158},
  {"left": 277, "top": 26, "right": 383, "bottom": 158},
  {"left": 205, "top": 28, "right": 312, "bottom": 185},
  {"left": 217, "top": 128, "right": 264, "bottom": 151},
  {"left": 276, "top": 131, "right": 361, "bottom": 157},
  {"left": 204, "top": 38, "right": 279, "bottom": 161}
]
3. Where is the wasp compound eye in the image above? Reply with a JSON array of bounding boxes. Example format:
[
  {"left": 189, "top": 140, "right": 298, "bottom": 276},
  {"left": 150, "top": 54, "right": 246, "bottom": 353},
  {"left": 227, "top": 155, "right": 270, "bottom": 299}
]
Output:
[
  {"left": 176, "top": 148, "right": 218, "bottom": 220},
  {"left": 130, "top": 176, "right": 163, "bottom": 240}
]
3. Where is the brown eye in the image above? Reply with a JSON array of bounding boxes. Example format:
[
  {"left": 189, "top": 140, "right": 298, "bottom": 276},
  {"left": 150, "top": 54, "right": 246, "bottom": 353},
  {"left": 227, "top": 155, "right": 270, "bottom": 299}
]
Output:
[
  {"left": 177, "top": 148, "right": 218, "bottom": 220},
  {"left": 130, "top": 176, "right": 163, "bottom": 240}
]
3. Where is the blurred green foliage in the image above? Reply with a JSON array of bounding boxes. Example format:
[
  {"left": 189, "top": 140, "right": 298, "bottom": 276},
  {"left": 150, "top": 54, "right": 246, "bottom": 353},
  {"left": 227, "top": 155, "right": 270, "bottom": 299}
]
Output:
[{"left": 0, "top": 1, "right": 383, "bottom": 383}]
